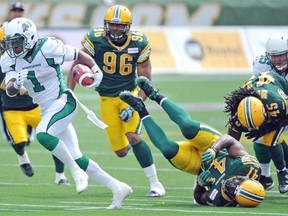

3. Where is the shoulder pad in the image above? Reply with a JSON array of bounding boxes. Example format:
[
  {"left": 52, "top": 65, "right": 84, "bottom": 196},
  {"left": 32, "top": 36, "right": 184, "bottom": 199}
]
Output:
[{"left": 253, "top": 55, "right": 272, "bottom": 74}]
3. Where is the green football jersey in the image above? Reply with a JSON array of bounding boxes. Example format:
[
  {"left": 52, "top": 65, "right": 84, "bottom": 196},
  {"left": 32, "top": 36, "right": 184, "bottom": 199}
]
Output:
[
  {"left": 205, "top": 151, "right": 260, "bottom": 206},
  {"left": 243, "top": 71, "right": 288, "bottom": 120},
  {"left": 82, "top": 27, "right": 151, "bottom": 97},
  {"left": 0, "top": 67, "right": 37, "bottom": 111}
]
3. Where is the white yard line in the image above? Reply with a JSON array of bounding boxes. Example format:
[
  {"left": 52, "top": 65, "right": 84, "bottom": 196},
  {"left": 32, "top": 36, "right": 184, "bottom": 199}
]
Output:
[{"left": 0, "top": 202, "right": 287, "bottom": 215}]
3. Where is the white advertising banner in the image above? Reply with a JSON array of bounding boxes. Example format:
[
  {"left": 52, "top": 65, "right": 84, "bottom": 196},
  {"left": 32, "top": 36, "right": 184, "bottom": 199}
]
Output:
[{"left": 38, "top": 27, "right": 288, "bottom": 74}]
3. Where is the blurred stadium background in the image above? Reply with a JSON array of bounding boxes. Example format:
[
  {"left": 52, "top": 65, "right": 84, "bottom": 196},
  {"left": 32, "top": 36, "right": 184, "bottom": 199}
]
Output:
[{"left": 0, "top": 1, "right": 288, "bottom": 215}]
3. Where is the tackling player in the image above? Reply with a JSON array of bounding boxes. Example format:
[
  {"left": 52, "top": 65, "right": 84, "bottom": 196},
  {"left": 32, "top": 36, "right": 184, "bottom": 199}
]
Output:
[
  {"left": 118, "top": 76, "right": 264, "bottom": 207},
  {"left": 67, "top": 5, "right": 165, "bottom": 197},
  {"left": 250, "top": 33, "right": 288, "bottom": 190},
  {"left": 225, "top": 71, "right": 288, "bottom": 194},
  {"left": 1, "top": 17, "right": 131, "bottom": 209}
]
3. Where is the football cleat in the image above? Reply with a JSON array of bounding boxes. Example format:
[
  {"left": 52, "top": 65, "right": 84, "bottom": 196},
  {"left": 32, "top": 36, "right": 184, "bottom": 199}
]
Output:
[
  {"left": 259, "top": 175, "right": 274, "bottom": 190},
  {"left": 56, "top": 178, "right": 70, "bottom": 186},
  {"left": 107, "top": 182, "right": 133, "bottom": 209},
  {"left": 136, "top": 76, "right": 160, "bottom": 100},
  {"left": 277, "top": 169, "right": 288, "bottom": 193},
  {"left": 147, "top": 181, "right": 166, "bottom": 197},
  {"left": 20, "top": 163, "right": 34, "bottom": 177},
  {"left": 73, "top": 170, "right": 89, "bottom": 194},
  {"left": 119, "top": 91, "right": 145, "bottom": 111}
]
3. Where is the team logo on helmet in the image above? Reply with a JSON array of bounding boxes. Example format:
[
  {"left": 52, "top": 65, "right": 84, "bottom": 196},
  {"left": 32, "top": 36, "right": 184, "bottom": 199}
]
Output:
[{"left": 4, "top": 17, "right": 38, "bottom": 58}]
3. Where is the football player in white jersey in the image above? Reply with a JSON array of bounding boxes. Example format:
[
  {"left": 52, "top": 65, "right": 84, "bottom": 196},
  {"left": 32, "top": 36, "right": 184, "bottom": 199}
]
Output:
[
  {"left": 1, "top": 17, "right": 132, "bottom": 209},
  {"left": 249, "top": 33, "right": 288, "bottom": 191}
]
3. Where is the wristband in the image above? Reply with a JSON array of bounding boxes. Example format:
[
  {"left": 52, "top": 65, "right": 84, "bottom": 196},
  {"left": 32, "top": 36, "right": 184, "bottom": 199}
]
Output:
[
  {"left": 91, "top": 65, "right": 100, "bottom": 73},
  {"left": 211, "top": 147, "right": 218, "bottom": 154}
]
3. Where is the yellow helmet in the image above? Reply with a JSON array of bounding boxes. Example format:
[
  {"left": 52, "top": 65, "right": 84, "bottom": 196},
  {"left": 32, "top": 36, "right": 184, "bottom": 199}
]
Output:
[
  {"left": 0, "top": 26, "right": 5, "bottom": 55},
  {"left": 104, "top": 5, "right": 132, "bottom": 43},
  {"left": 222, "top": 176, "right": 265, "bottom": 207},
  {"left": 237, "top": 96, "right": 267, "bottom": 129},
  {"left": 235, "top": 179, "right": 265, "bottom": 207}
]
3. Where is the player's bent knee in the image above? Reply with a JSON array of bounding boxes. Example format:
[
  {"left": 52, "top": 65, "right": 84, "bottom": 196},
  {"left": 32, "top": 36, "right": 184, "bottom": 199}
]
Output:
[
  {"left": 126, "top": 132, "right": 142, "bottom": 145},
  {"left": 115, "top": 148, "right": 128, "bottom": 157}
]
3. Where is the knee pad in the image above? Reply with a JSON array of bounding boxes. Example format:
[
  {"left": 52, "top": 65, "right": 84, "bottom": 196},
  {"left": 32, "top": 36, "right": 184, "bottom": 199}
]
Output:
[
  {"left": 36, "top": 132, "right": 59, "bottom": 151},
  {"left": 75, "top": 155, "right": 89, "bottom": 171}
]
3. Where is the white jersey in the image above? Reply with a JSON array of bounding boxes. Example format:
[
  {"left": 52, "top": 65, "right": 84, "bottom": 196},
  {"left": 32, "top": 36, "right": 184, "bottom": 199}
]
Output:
[
  {"left": 252, "top": 54, "right": 288, "bottom": 80},
  {"left": 1, "top": 37, "right": 76, "bottom": 111},
  {"left": 252, "top": 55, "right": 272, "bottom": 75}
]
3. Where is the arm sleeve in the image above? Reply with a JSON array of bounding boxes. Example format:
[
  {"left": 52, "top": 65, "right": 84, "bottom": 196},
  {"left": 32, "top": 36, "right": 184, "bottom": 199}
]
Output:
[
  {"left": 64, "top": 45, "right": 79, "bottom": 61},
  {"left": 42, "top": 37, "right": 78, "bottom": 64}
]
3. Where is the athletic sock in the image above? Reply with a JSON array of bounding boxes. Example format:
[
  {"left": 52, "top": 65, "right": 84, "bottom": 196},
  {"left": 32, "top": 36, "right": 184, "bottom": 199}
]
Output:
[
  {"left": 86, "top": 159, "right": 118, "bottom": 187},
  {"left": 132, "top": 140, "right": 153, "bottom": 168}
]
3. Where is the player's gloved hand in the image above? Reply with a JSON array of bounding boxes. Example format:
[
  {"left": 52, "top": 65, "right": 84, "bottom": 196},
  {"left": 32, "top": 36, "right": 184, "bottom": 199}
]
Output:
[
  {"left": 119, "top": 106, "right": 135, "bottom": 122},
  {"left": 245, "top": 129, "right": 263, "bottom": 142},
  {"left": 197, "top": 170, "right": 213, "bottom": 187},
  {"left": 245, "top": 121, "right": 277, "bottom": 142},
  {"left": 202, "top": 148, "right": 216, "bottom": 166},
  {"left": 86, "top": 65, "right": 103, "bottom": 88},
  {"left": 14, "top": 69, "right": 28, "bottom": 89}
]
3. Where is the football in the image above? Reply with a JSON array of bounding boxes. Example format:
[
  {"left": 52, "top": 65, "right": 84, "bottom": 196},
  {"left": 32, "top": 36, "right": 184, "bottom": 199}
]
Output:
[{"left": 72, "top": 64, "right": 94, "bottom": 87}]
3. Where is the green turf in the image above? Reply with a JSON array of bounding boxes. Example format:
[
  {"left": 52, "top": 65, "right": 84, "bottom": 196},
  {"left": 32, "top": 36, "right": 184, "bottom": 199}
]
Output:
[{"left": 0, "top": 74, "right": 287, "bottom": 216}]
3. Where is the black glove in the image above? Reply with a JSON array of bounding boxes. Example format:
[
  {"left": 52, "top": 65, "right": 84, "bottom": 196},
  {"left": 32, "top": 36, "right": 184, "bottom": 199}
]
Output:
[
  {"left": 245, "top": 121, "right": 279, "bottom": 142},
  {"left": 245, "top": 129, "right": 263, "bottom": 142}
]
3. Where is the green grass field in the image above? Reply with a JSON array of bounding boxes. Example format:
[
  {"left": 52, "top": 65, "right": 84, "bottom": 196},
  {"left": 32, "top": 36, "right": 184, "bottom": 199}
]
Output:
[{"left": 0, "top": 74, "right": 287, "bottom": 216}]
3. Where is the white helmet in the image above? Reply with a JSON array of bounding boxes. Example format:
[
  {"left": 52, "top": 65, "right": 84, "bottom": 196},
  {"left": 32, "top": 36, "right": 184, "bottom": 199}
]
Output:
[
  {"left": 4, "top": 17, "right": 38, "bottom": 58},
  {"left": 265, "top": 32, "right": 288, "bottom": 74}
]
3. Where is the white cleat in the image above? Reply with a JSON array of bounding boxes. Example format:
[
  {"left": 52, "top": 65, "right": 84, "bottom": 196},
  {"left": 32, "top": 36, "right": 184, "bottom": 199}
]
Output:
[
  {"left": 147, "top": 181, "right": 166, "bottom": 197},
  {"left": 73, "top": 170, "right": 89, "bottom": 194},
  {"left": 107, "top": 182, "right": 133, "bottom": 210}
]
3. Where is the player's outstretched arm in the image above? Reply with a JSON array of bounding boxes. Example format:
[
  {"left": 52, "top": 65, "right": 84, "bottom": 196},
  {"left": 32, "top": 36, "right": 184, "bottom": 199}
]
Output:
[{"left": 212, "top": 134, "right": 248, "bottom": 157}]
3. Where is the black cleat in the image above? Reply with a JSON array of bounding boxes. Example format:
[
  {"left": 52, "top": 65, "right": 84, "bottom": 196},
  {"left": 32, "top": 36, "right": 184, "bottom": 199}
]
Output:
[
  {"left": 259, "top": 175, "right": 274, "bottom": 190},
  {"left": 136, "top": 76, "right": 159, "bottom": 100},
  {"left": 119, "top": 91, "right": 145, "bottom": 111},
  {"left": 277, "top": 169, "right": 288, "bottom": 193},
  {"left": 20, "top": 163, "right": 34, "bottom": 177}
]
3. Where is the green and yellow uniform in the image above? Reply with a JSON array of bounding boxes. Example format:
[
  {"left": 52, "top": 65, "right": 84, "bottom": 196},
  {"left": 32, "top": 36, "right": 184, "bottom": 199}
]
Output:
[
  {"left": 243, "top": 71, "right": 288, "bottom": 146},
  {"left": 141, "top": 98, "right": 221, "bottom": 175},
  {"left": 205, "top": 151, "right": 260, "bottom": 206},
  {"left": 82, "top": 28, "right": 151, "bottom": 151},
  {"left": 0, "top": 68, "right": 40, "bottom": 144}
]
